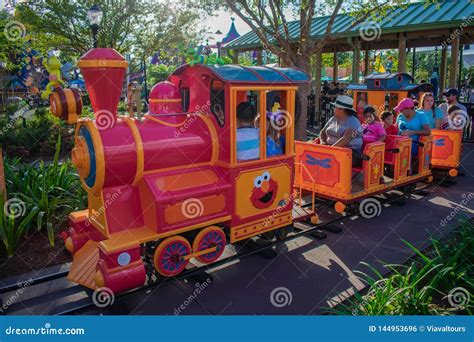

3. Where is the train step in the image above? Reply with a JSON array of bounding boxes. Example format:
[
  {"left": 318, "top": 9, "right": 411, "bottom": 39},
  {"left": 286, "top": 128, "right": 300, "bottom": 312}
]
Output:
[{"left": 67, "top": 240, "right": 99, "bottom": 290}]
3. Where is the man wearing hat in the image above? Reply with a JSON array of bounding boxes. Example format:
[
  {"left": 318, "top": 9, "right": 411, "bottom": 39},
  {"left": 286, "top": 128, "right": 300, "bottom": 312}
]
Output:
[
  {"left": 320, "top": 95, "right": 363, "bottom": 166},
  {"left": 439, "top": 88, "right": 467, "bottom": 128},
  {"left": 443, "top": 88, "right": 467, "bottom": 113}
]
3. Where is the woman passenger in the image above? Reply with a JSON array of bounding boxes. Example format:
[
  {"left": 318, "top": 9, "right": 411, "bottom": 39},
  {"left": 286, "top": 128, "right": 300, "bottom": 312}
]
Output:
[
  {"left": 418, "top": 92, "right": 443, "bottom": 129},
  {"left": 394, "top": 98, "right": 431, "bottom": 158},
  {"left": 319, "top": 95, "right": 363, "bottom": 167}
]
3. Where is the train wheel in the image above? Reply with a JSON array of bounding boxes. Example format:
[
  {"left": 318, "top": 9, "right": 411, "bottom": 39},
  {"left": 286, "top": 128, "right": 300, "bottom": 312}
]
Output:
[
  {"left": 154, "top": 236, "right": 191, "bottom": 277},
  {"left": 275, "top": 227, "right": 289, "bottom": 241},
  {"left": 448, "top": 169, "right": 458, "bottom": 178},
  {"left": 193, "top": 226, "right": 226, "bottom": 264}
]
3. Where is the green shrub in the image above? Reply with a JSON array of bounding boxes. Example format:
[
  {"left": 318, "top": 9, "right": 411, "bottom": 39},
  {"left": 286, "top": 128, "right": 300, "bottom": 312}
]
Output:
[
  {"left": 0, "top": 193, "right": 38, "bottom": 257},
  {"left": 331, "top": 220, "right": 474, "bottom": 315},
  {"left": 3, "top": 135, "right": 87, "bottom": 249},
  {"left": 0, "top": 108, "right": 74, "bottom": 160}
]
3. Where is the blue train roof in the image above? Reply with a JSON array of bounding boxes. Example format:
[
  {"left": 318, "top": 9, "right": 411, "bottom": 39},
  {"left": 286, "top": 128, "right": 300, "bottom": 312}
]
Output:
[
  {"left": 346, "top": 84, "right": 368, "bottom": 91},
  {"left": 365, "top": 72, "right": 413, "bottom": 81},
  {"left": 171, "top": 64, "right": 311, "bottom": 84}
]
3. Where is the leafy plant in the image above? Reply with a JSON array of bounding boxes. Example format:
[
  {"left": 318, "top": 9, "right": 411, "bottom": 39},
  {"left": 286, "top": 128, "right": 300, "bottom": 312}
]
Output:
[
  {"left": 4, "top": 135, "right": 87, "bottom": 248},
  {"left": 0, "top": 193, "right": 38, "bottom": 257},
  {"left": 330, "top": 219, "right": 474, "bottom": 315}
]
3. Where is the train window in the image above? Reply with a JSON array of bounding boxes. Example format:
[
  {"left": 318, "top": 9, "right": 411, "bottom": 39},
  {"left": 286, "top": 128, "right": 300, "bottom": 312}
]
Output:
[
  {"left": 236, "top": 90, "right": 262, "bottom": 163},
  {"left": 265, "top": 90, "right": 289, "bottom": 158},
  {"left": 210, "top": 79, "right": 225, "bottom": 127},
  {"left": 374, "top": 80, "right": 381, "bottom": 87},
  {"left": 388, "top": 93, "right": 399, "bottom": 111},
  {"left": 234, "top": 89, "right": 291, "bottom": 163}
]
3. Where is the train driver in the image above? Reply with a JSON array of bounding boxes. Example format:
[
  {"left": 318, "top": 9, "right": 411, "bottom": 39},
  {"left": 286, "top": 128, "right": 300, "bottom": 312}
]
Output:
[{"left": 236, "top": 101, "right": 260, "bottom": 161}]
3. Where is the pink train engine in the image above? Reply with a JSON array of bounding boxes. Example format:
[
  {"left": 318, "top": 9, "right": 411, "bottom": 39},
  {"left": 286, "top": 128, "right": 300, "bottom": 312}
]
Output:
[{"left": 62, "top": 48, "right": 311, "bottom": 294}]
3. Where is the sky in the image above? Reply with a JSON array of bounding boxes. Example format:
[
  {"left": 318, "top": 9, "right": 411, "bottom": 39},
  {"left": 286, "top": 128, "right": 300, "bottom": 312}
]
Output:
[{"left": 202, "top": 9, "right": 250, "bottom": 44}]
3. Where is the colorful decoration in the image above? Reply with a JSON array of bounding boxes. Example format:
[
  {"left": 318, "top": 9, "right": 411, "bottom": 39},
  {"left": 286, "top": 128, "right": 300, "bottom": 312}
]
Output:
[
  {"left": 41, "top": 51, "right": 65, "bottom": 100},
  {"left": 250, "top": 171, "right": 279, "bottom": 209}
]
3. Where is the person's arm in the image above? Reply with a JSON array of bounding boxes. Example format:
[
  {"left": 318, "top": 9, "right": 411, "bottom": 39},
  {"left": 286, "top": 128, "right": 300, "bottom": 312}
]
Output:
[
  {"left": 435, "top": 118, "right": 442, "bottom": 129},
  {"left": 379, "top": 134, "right": 386, "bottom": 142},
  {"left": 415, "top": 124, "right": 431, "bottom": 136},
  {"left": 333, "top": 128, "right": 355, "bottom": 147},
  {"left": 319, "top": 127, "right": 328, "bottom": 144},
  {"left": 319, "top": 118, "right": 333, "bottom": 144}
]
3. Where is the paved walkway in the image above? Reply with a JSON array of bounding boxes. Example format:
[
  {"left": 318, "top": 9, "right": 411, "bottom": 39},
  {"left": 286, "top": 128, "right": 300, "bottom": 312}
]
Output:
[{"left": 82, "top": 144, "right": 474, "bottom": 315}]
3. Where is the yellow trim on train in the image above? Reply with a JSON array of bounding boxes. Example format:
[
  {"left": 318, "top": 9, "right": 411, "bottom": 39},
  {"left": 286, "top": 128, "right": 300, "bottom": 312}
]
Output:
[
  {"left": 77, "top": 60, "right": 128, "bottom": 69},
  {"left": 121, "top": 116, "right": 144, "bottom": 186}
]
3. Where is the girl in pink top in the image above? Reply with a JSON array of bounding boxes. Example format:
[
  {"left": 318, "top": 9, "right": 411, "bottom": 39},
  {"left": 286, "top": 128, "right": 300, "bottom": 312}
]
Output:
[{"left": 362, "top": 106, "right": 386, "bottom": 144}]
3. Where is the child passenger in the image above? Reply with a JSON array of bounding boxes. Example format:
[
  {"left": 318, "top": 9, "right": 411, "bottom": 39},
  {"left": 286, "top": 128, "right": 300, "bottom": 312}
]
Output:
[
  {"left": 362, "top": 106, "right": 386, "bottom": 144},
  {"left": 266, "top": 111, "right": 286, "bottom": 157}
]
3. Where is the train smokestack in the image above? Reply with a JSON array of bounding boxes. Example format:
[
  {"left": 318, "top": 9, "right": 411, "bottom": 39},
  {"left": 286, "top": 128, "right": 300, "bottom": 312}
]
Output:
[{"left": 78, "top": 48, "right": 128, "bottom": 129}]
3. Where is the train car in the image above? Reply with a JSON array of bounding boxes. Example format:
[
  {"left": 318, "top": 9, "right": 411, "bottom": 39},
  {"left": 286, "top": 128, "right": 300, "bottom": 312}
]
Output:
[
  {"left": 294, "top": 135, "right": 433, "bottom": 214},
  {"left": 347, "top": 72, "right": 463, "bottom": 178},
  {"left": 61, "top": 48, "right": 313, "bottom": 294},
  {"left": 347, "top": 72, "right": 433, "bottom": 121},
  {"left": 431, "top": 129, "right": 463, "bottom": 178}
]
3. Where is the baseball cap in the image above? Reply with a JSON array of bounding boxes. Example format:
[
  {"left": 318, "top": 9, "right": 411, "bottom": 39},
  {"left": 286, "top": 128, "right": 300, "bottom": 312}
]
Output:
[
  {"left": 443, "top": 88, "right": 458, "bottom": 97},
  {"left": 393, "top": 98, "right": 415, "bottom": 113}
]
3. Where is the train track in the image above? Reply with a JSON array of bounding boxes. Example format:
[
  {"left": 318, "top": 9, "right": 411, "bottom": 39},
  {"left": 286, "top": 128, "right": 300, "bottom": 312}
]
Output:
[{"left": 0, "top": 181, "right": 440, "bottom": 316}]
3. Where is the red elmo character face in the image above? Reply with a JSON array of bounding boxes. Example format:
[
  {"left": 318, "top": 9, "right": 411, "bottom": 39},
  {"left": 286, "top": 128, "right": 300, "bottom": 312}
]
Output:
[{"left": 250, "top": 171, "right": 278, "bottom": 209}]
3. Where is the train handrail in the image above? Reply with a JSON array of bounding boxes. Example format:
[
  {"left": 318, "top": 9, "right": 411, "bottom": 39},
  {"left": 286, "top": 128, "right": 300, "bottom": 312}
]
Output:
[{"left": 295, "top": 161, "right": 316, "bottom": 214}]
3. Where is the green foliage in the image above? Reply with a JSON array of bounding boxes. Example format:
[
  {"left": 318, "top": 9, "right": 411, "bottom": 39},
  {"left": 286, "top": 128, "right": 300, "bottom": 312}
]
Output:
[
  {"left": 330, "top": 220, "right": 474, "bottom": 315},
  {"left": 0, "top": 193, "right": 38, "bottom": 257},
  {"left": 0, "top": 108, "right": 74, "bottom": 160},
  {"left": 3, "top": 135, "right": 87, "bottom": 250},
  {"left": 14, "top": 0, "right": 204, "bottom": 66}
]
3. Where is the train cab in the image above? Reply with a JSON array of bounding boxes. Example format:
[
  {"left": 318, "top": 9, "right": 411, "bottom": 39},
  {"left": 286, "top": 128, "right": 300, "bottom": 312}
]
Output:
[{"left": 169, "top": 64, "right": 310, "bottom": 242}]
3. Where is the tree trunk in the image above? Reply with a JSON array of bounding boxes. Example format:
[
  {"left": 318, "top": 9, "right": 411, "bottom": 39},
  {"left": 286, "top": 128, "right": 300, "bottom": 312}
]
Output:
[{"left": 292, "top": 56, "right": 311, "bottom": 141}]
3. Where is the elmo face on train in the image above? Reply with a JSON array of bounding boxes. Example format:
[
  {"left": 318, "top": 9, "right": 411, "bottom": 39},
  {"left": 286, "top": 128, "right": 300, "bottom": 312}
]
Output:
[{"left": 62, "top": 48, "right": 310, "bottom": 294}]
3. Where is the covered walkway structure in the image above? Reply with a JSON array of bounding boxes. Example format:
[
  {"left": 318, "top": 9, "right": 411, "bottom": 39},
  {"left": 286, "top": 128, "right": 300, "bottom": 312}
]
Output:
[{"left": 226, "top": 1, "right": 474, "bottom": 118}]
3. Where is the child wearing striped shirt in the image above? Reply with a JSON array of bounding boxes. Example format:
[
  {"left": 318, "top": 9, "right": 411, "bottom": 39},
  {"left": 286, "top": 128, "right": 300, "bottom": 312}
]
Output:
[{"left": 236, "top": 102, "right": 260, "bottom": 161}]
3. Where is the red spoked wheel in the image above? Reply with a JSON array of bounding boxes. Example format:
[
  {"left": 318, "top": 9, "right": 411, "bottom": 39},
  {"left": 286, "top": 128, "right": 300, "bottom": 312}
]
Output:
[
  {"left": 154, "top": 236, "right": 191, "bottom": 277},
  {"left": 193, "top": 226, "right": 226, "bottom": 264}
]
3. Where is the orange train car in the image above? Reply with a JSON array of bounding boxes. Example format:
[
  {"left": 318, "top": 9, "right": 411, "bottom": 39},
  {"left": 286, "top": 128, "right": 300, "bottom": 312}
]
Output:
[
  {"left": 347, "top": 72, "right": 433, "bottom": 121},
  {"left": 431, "top": 129, "right": 463, "bottom": 178},
  {"left": 294, "top": 135, "right": 433, "bottom": 214}
]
